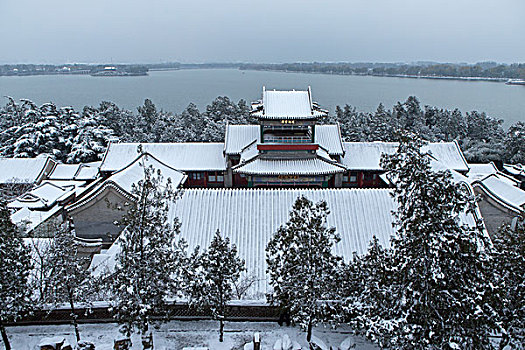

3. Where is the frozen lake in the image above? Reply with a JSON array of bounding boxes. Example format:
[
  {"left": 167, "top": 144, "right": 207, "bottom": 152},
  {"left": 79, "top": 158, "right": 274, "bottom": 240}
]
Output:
[{"left": 1, "top": 68, "right": 524, "bottom": 127}]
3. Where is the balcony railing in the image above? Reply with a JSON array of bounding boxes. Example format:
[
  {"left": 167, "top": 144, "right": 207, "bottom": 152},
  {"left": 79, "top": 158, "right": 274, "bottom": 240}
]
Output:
[{"left": 263, "top": 136, "right": 312, "bottom": 144}]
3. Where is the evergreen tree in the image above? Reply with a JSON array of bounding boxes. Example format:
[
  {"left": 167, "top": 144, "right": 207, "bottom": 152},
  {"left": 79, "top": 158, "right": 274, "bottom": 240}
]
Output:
[
  {"left": 110, "top": 163, "right": 187, "bottom": 347},
  {"left": 336, "top": 105, "right": 364, "bottom": 141},
  {"left": 358, "top": 133, "right": 497, "bottom": 349},
  {"left": 461, "top": 111, "right": 505, "bottom": 162},
  {"left": 44, "top": 221, "right": 92, "bottom": 342},
  {"left": 266, "top": 195, "right": 342, "bottom": 342},
  {"left": 187, "top": 230, "right": 245, "bottom": 342},
  {"left": 367, "top": 103, "right": 395, "bottom": 141},
  {"left": 0, "top": 98, "right": 117, "bottom": 162},
  {"left": 0, "top": 199, "right": 32, "bottom": 350},
  {"left": 137, "top": 98, "right": 158, "bottom": 135},
  {"left": 341, "top": 237, "right": 397, "bottom": 347},
  {"left": 491, "top": 221, "right": 524, "bottom": 349},
  {"left": 504, "top": 121, "right": 525, "bottom": 164}
]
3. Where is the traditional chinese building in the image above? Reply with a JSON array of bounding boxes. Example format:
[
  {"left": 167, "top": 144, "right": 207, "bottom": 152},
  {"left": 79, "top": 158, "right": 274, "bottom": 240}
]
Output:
[
  {"left": 226, "top": 87, "right": 346, "bottom": 188},
  {"left": 97, "top": 87, "right": 469, "bottom": 190}
]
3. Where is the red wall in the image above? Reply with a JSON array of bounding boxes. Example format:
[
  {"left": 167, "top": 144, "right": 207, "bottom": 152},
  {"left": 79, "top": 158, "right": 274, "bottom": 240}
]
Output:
[{"left": 185, "top": 171, "right": 224, "bottom": 188}]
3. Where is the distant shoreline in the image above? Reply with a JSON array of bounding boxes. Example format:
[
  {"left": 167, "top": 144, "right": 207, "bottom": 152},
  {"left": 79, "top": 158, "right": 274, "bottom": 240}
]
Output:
[
  {"left": 238, "top": 68, "right": 510, "bottom": 83},
  {"left": 2, "top": 66, "right": 517, "bottom": 84}
]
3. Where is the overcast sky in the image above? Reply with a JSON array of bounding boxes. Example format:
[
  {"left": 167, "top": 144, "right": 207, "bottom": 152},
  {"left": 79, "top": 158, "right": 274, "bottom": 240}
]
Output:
[{"left": 0, "top": 0, "right": 523, "bottom": 64}]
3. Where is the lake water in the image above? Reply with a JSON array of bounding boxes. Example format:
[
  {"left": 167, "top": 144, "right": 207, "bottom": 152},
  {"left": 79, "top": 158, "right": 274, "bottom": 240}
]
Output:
[{"left": 1, "top": 69, "right": 524, "bottom": 127}]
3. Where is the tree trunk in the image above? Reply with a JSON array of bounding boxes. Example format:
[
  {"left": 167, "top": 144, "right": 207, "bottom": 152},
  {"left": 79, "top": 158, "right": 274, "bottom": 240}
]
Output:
[
  {"left": 142, "top": 333, "right": 153, "bottom": 350},
  {"left": 498, "top": 333, "right": 509, "bottom": 350},
  {"left": 69, "top": 295, "right": 80, "bottom": 342},
  {"left": 142, "top": 321, "right": 152, "bottom": 350},
  {"left": 306, "top": 319, "right": 313, "bottom": 343},
  {"left": 0, "top": 321, "right": 11, "bottom": 350},
  {"left": 219, "top": 317, "right": 224, "bottom": 342}
]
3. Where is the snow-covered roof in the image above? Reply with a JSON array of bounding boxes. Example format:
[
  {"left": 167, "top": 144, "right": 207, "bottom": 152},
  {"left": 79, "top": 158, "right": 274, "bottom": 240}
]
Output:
[
  {"left": 466, "top": 163, "right": 519, "bottom": 187},
  {"left": 264, "top": 90, "right": 312, "bottom": 118},
  {"left": 9, "top": 179, "right": 97, "bottom": 232},
  {"left": 224, "top": 125, "right": 260, "bottom": 155},
  {"left": 233, "top": 157, "right": 347, "bottom": 176},
  {"left": 0, "top": 156, "right": 54, "bottom": 184},
  {"left": 74, "top": 164, "right": 101, "bottom": 180},
  {"left": 341, "top": 141, "right": 469, "bottom": 172},
  {"left": 48, "top": 162, "right": 100, "bottom": 181},
  {"left": 251, "top": 87, "right": 328, "bottom": 120},
  {"left": 91, "top": 188, "right": 479, "bottom": 299},
  {"left": 90, "top": 236, "right": 122, "bottom": 278},
  {"left": 109, "top": 154, "right": 186, "bottom": 192},
  {"left": 13, "top": 206, "right": 62, "bottom": 232},
  {"left": 503, "top": 163, "right": 525, "bottom": 177},
  {"left": 8, "top": 181, "right": 76, "bottom": 210},
  {"left": 100, "top": 143, "right": 226, "bottom": 172},
  {"left": 224, "top": 124, "right": 344, "bottom": 156},
  {"left": 239, "top": 140, "right": 259, "bottom": 163},
  {"left": 48, "top": 164, "right": 79, "bottom": 180},
  {"left": 472, "top": 174, "right": 525, "bottom": 213},
  {"left": 467, "top": 163, "right": 498, "bottom": 181},
  {"left": 68, "top": 153, "right": 186, "bottom": 213},
  {"left": 91, "top": 188, "right": 396, "bottom": 298},
  {"left": 315, "top": 125, "right": 344, "bottom": 156},
  {"left": 379, "top": 158, "right": 470, "bottom": 189}
]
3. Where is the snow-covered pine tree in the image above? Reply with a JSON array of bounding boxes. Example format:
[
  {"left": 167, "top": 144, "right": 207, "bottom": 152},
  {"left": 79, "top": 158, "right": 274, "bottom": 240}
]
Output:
[
  {"left": 366, "top": 103, "right": 396, "bottom": 142},
  {"left": 44, "top": 221, "right": 92, "bottom": 342},
  {"left": 110, "top": 162, "right": 187, "bottom": 347},
  {"left": 341, "top": 237, "right": 397, "bottom": 347},
  {"left": 334, "top": 105, "right": 365, "bottom": 141},
  {"left": 0, "top": 199, "right": 32, "bottom": 350},
  {"left": 187, "top": 230, "right": 245, "bottom": 342},
  {"left": 504, "top": 121, "right": 525, "bottom": 164},
  {"left": 491, "top": 221, "right": 524, "bottom": 349},
  {"left": 266, "top": 195, "right": 342, "bottom": 342},
  {"left": 374, "top": 133, "right": 497, "bottom": 349},
  {"left": 0, "top": 98, "right": 117, "bottom": 162}
]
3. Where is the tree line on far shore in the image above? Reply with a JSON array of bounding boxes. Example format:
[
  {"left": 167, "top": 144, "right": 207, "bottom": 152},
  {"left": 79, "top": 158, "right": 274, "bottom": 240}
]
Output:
[
  {"left": 240, "top": 62, "right": 525, "bottom": 80},
  {"left": 0, "top": 95, "right": 524, "bottom": 165}
]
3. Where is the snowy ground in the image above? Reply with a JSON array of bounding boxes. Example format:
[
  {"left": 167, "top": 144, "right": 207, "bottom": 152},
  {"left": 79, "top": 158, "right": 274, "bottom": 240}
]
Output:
[{"left": 3, "top": 320, "right": 378, "bottom": 350}]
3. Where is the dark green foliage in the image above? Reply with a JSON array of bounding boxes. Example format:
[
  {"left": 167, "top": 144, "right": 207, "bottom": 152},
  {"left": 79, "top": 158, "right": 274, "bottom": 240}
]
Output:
[
  {"left": 491, "top": 221, "right": 525, "bottom": 349},
  {"left": 329, "top": 96, "right": 520, "bottom": 164},
  {"left": 266, "top": 196, "right": 342, "bottom": 342},
  {"left": 110, "top": 163, "right": 188, "bottom": 340},
  {"left": 1, "top": 94, "right": 521, "bottom": 164},
  {"left": 240, "top": 62, "right": 525, "bottom": 79},
  {"left": 44, "top": 222, "right": 92, "bottom": 341},
  {"left": 343, "top": 134, "right": 498, "bottom": 349},
  {"left": 0, "top": 199, "right": 32, "bottom": 350},
  {"left": 504, "top": 122, "right": 525, "bottom": 164},
  {"left": 186, "top": 230, "right": 245, "bottom": 342},
  {"left": 0, "top": 98, "right": 115, "bottom": 163},
  {"left": 0, "top": 96, "right": 251, "bottom": 162},
  {"left": 380, "top": 134, "right": 497, "bottom": 348},
  {"left": 341, "top": 237, "right": 395, "bottom": 333}
]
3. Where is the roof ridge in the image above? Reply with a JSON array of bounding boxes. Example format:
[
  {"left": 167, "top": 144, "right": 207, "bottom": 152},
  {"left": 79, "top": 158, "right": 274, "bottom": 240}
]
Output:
[
  {"left": 181, "top": 187, "right": 392, "bottom": 193},
  {"left": 110, "top": 151, "right": 185, "bottom": 177}
]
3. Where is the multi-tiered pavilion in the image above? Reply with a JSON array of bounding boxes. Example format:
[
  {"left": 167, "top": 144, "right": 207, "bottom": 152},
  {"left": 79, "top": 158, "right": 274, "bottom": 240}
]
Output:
[
  {"left": 227, "top": 87, "right": 346, "bottom": 188},
  {"left": 98, "top": 87, "right": 469, "bottom": 190}
]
